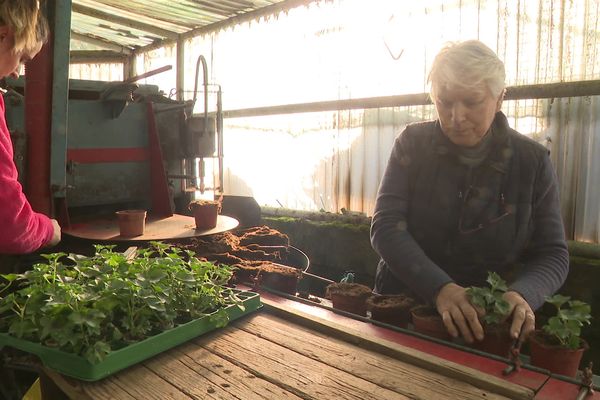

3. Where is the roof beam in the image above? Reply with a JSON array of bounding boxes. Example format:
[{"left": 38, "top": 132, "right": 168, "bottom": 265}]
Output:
[
  {"left": 71, "top": 32, "right": 133, "bottom": 54},
  {"left": 133, "top": 0, "right": 318, "bottom": 55},
  {"left": 70, "top": 50, "right": 128, "bottom": 64},
  {"left": 72, "top": 3, "right": 179, "bottom": 40},
  {"left": 181, "top": 0, "right": 317, "bottom": 40}
]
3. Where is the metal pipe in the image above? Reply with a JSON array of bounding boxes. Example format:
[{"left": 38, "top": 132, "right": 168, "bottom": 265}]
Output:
[
  {"left": 301, "top": 270, "right": 335, "bottom": 284},
  {"left": 216, "top": 84, "right": 224, "bottom": 192},
  {"left": 222, "top": 79, "right": 600, "bottom": 119},
  {"left": 123, "top": 65, "right": 172, "bottom": 84}
]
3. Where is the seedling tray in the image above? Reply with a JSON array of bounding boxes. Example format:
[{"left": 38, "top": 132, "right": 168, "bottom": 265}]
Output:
[{"left": 0, "top": 290, "right": 261, "bottom": 381}]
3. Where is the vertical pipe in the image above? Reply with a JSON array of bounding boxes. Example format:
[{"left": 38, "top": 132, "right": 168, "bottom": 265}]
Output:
[
  {"left": 49, "top": 0, "right": 71, "bottom": 200},
  {"left": 558, "top": 0, "right": 566, "bottom": 80},
  {"left": 176, "top": 35, "right": 185, "bottom": 101},
  {"left": 176, "top": 35, "right": 186, "bottom": 194},
  {"left": 217, "top": 86, "right": 223, "bottom": 193}
]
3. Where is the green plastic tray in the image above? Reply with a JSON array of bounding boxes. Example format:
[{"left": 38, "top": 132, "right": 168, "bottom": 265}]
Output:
[{"left": 0, "top": 290, "right": 261, "bottom": 381}]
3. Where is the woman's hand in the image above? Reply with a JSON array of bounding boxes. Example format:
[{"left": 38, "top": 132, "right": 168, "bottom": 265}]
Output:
[
  {"left": 47, "top": 219, "right": 61, "bottom": 247},
  {"left": 504, "top": 291, "right": 535, "bottom": 345},
  {"left": 435, "top": 282, "right": 484, "bottom": 343}
]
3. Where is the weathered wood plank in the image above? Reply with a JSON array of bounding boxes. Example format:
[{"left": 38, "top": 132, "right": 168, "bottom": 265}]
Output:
[
  {"left": 261, "top": 297, "right": 534, "bottom": 400},
  {"left": 83, "top": 379, "right": 137, "bottom": 400},
  {"left": 236, "top": 314, "right": 510, "bottom": 400},
  {"left": 196, "top": 327, "right": 412, "bottom": 400},
  {"left": 144, "top": 341, "right": 303, "bottom": 399},
  {"left": 108, "top": 365, "right": 192, "bottom": 400},
  {"left": 43, "top": 368, "right": 134, "bottom": 400}
]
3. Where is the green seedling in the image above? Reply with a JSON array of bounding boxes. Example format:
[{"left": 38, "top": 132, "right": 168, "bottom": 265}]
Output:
[{"left": 0, "top": 242, "right": 243, "bottom": 364}]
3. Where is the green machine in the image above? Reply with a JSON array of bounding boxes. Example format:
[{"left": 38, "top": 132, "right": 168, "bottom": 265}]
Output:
[{"left": 5, "top": 75, "right": 223, "bottom": 222}]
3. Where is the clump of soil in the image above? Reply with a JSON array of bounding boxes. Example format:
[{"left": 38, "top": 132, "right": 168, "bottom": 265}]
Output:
[
  {"left": 326, "top": 283, "right": 373, "bottom": 316},
  {"left": 261, "top": 263, "right": 302, "bottom": 277},
  {"left": 367, "top": 294, "right": 416, "bottom": 328},
  {"left": 257, "top": 262, "right": 302, "bottom": 295},
  {"left": 188, "top": 199, "right": 221, "bottom": 211},
  {"left": 239, "top": 226, "right": 290, "bottom": 247},
  {"left": 170, "top": 226, "right": 300, "bottom": 289},
  {"left": 326, "top": 282, "right": 372, "bottom": 297}
]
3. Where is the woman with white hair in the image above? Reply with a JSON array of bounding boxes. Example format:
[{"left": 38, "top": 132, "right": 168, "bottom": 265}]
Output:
[{"left": 370, "top": 40, "right": 568, "bottom": 345}]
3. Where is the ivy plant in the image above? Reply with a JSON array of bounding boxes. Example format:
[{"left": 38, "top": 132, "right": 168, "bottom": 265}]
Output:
[
  {"left": 0, "top": 242, "right": 243, "bottom": 364},
  {"left": 542, "top": 294, "right": 591, "bottom": 350},
  {"left": 466, "top": 271, "right": 511, "bottom": 325}
]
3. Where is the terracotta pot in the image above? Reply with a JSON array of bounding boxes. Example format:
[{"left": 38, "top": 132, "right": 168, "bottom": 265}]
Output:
[
  {"left": 367, "top": 294, "right": 416, "bottom": 328},
  {"left": 189, "top": 201, "right": 219, "bottom": 230},
  {"left": 115, "top": 210, "right": 147, "bottom": 237},
  {"left": 529, "top": 330, "right": 588, "bottom": 377},
  {"left": 327, "top": 283, "right": 372, "bottom": 316},
  {"left": 470, "top": 322, "right": 513, "bottom": 358},
  {"left": 410, "top": 305, "right": 451, "bottom": 340}
]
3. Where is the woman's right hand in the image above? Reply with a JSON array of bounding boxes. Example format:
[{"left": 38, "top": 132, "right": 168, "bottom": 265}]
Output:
[
  {"left": 47, "top": 219, "right": 61, "bottom": 247},
  {"left": 435, "top": 282, "right": 484, "bottom": 343}
]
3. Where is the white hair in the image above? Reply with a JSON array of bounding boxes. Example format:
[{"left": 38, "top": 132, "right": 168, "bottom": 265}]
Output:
[{"left": 428, "top": 40, "right": 506, "bottom": 101}]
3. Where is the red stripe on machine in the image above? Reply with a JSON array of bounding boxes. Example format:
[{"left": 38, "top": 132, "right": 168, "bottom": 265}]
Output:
[{"left": 67, "top": 148, "right": 150, "bottom": 163}]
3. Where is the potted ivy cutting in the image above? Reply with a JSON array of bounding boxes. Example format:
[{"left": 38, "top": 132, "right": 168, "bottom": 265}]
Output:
[
  {"left": 528, "top": 294, "right": 591, "bottom": 377},
  {"left": 466, "top": 272, "right": 513, "bottom": 357}
]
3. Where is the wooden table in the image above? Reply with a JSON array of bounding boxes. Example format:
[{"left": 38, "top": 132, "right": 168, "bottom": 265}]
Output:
[
  {"left": 41, "top": 297, "right": 535, "bottom": 400},
  {"left": 63, "top": 214, "right": 239, "bottom": 241}
]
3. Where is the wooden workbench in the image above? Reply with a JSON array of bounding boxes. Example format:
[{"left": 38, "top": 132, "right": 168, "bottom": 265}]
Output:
[{"left": 42, "top": 297, "right": 534, "bottom": 400}]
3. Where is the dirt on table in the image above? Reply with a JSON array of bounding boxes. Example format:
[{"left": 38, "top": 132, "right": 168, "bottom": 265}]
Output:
[{"left": 170, "top": 226, "right": 297, "bottom": 285}]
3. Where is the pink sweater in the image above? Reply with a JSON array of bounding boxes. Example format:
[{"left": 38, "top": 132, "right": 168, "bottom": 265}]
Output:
[{"left": 0, "top": 94, "right": 53, "bottom": 254}]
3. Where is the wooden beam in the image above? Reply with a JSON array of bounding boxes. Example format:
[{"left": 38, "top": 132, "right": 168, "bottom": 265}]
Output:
[
  {"left": 223, "top": 93, "right": 430, "bottom": 118},
  {"left": 70, "top": 50, "right": 128, "bottom": 64},
  {"left": 71, "top": 32, "right": 133, "bottom": 54},
  {"left": 505, "top": 80, "right": 600, "bottom": 100},
  {"left": 261, "top": 297, "right": 535, "bottom": 400},
  {"left": 72, "top": 3, "right": 179, "bottom": 40},
  {"left": 222, "top": 80, "right": 600, "bottom": 118}
]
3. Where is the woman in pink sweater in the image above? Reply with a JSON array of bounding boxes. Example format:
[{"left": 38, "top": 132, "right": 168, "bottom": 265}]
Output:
[{"left": 0, "top": 1, "right": 60, "bottom": 261}]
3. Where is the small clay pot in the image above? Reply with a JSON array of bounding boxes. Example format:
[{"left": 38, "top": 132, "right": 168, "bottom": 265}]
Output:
[
  {"left": 116, "top": 210, "right": 147, "bottom": 237},
  {"left": 259, "top": 264, "right": 301, "bottom": 295},
  {"left": 189, "top": 200, "right": 220, "bottom": 230},
  {"left": 410, "top": 305, "right": 451, "bottom": 340},
  {"left": 470, "top": 322, "right": 513, "bottom": 358},
  {"left": 367, "top": 294, "right": 416, "bottom": 328},
  {"left": 326, "top": 283, "right": 372, "bottom": 316},
  {"left": 528, "top": 330, "right": 588, "bottom": 377}
]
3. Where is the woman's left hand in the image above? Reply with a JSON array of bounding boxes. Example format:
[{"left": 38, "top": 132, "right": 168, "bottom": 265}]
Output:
[{"left": 503, "top": 291, "right": 536, "bottom": 345}]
